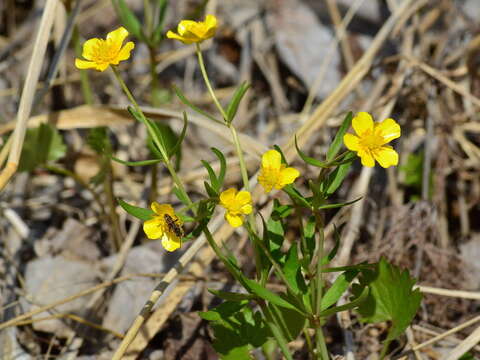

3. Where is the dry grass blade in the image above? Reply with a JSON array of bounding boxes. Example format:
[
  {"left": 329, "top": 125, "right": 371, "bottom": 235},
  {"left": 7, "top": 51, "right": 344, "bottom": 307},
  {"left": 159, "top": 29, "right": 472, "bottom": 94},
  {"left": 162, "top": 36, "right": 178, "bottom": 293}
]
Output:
[{"left": 0, "top": 0, "right": 58, "bottom": 192}]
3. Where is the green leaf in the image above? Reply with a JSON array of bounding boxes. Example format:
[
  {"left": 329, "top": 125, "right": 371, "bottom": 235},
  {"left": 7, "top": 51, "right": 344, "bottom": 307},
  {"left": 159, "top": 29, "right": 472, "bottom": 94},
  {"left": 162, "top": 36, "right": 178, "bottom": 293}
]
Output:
[
  {"left": 352, "top": 258, "right": 422, "bottom": 343},
  {"left": 283, "top": 184, "right": 311, "bottom": 209},
  {"left": 87, "top": 127, "right": 110, "bottom": 155},
  {"left": 321, "top": 270, "right": 359, "bottom": 311},
  {"left": 118, "top": 199, "right": 154, "bottom": 221},
  {"left": 201, "top": 160, "right": 219, "bottom": 191},
  {"left": 273, "top": 144, "right": 288, "bottom": 165},
  {"left": 211, "top": 147, "right": 227, "bottom": 188},
  {"left": 173, "top": 186, "right": 190, "bottom": 206},
  {"left": 199, "top": 301, "right": 270, "bottom": 359},
  {"left": 321, "top": 224, "right": 341, "bottom": 265},
  {"left": 111, "top": 157, "right": 162, "bottom": 166},
  {"left": 242, "top": 277, "right": 302, "bottom": 314},
  {"left": 151, "top": 0, "right": 169, "bottom": 44},
  {"left": 321, "top": 152, "right": 356, "bottom": 197},
  {"left": 320, "top": 285, "right": 369, "bottom": 317},
  {"left": 283, "top": 243, "right": 307, "bottom": 295},
  {"left": 268, "top": 304, "right": 307, "bottom": 342},
  {"left": 208, "top": 289, "right": 254, "bottom": 302},
  {"left": 168, "top": 111, "right": 188, "bottom": 158},
  {"left": 327, "top": 111, "right": 353, "bottom": 161},
  {"left": 18, "top": 123, "right": 66, "bottom": 172},
  {"left": 172, "top": 85, "right": 221, "bottom": 124},
  {"left": 204, "top": 180, "right": 218, "bottom": 198},
  {"left": 316, "top": 197, "right": 362, "bottom": 210},
  {"left": 266, "top": 200, "right": 287, "bottom": 263},
  {"left": 112, "top": 0, "right": 146, "bottom": 41},
  {"left": 295, "top": 135, "right": 327, "bottom": 168},
  {"left": 226, "top": 81, "right": 250, "bottom": 124},
  {"left": 303, "top": 215, "right": 316, "bottom": 261}
]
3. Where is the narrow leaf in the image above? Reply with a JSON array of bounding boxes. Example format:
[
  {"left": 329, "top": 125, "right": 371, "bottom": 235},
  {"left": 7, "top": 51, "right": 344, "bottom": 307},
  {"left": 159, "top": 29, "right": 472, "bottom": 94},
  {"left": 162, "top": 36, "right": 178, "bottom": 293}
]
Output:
[
  {"left": 111, "top": 156, "right": 162, "bottom": 166},
  {"left": 112, "top": 0, "right": 146, "bottom": 41},
  {"left": 118, "top": 199, "right": 154, "bottom": 220},
  {"left": 201, "top": 160, "right": 219, "bottom": 191},
  {"left": 226, "top": 81, "right": 250, "bottom": 123},
  {"left": 321, "top": 270, "right": 359, "bottom": 311},
  {"left": 295, "top": 135, "right": 327, "bottom": 168},
  {"left": 211, "top": 147, "right": 226, "bottom": 188},
  {"left": 208, "top": 289, "right": 254, "bottom": 302},
  {"left": 327, "top": 111, "right": 353, "bottom": 161},
  {"left": 320, "top": 286, "right": 369, "bottom": 317},
  {"left": 173, "top": 85, "right": 221, "bottom": 124}
]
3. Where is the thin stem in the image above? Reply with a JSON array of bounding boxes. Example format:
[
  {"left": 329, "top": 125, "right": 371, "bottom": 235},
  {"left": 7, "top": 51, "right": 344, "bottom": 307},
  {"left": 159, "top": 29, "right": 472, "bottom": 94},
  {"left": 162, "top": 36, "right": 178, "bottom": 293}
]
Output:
[
  {"left": 111, "top": 66, "right": 143, "bottom": 116},
  {"left": 315, "top": 325, "right": 330, "bottom": 360},
  {"left": 229, "top": 125, "right": 250, "bottom": 192},
  {"left": 104, "top": 161, "right": 122, "bottom": 251},
  {"left": 303, "top": 328, "right": 315, "bottom": 357},
  {"left": 195, "top": 43, "right": 228, "bottom": 121},
  {"left": 73, "top": 27, "right": 93, "bottom": 105}
]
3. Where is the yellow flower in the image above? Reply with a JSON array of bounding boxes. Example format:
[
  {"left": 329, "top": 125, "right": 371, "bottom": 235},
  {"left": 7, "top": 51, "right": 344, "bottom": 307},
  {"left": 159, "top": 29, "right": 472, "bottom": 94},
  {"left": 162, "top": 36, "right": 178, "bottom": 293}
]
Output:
[
  {"left": 143, "top": 202, "right": 184, "bottom": 252},
  {"left": 166, "top": 14, "right": 217, "bottom": 44},
  {"left": 258, "top": 150, "right": 300, "bottom": 193},
  {"left": 75, "top": 27, "right": 135, "bottom": 72},
  {"left": 219, "top": 188, "right": 253, "bottom": 227},
  {"left": 343, "top": 112, "right": 401, "bottom": 168}
]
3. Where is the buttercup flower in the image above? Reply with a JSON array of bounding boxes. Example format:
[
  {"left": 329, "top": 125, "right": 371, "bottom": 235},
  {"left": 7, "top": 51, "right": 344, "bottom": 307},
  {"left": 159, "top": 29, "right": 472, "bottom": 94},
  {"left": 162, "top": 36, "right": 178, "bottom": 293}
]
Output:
[
  {"left": 166, "top": 14, "right": 217, "bottom": 44},
  {"left": 258, "top": 150, "right": 300, "bottom": 193},
  {"left": 75, "top": 27, "right": 134, "bottom": 71},
  {"left": 343, "top": 112, "right": 401, "bottom": 168},
  {"left": 219, "top": 188, "right": 253, "bottom": 227},
  {"left": 143, "top": 202, "right": 184, "bottom": 252}
]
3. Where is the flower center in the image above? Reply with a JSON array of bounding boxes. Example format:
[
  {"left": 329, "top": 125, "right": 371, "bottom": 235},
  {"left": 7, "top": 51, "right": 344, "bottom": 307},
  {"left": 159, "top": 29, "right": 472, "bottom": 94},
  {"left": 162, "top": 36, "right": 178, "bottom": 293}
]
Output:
[
  {"left": 92, "top": 39, "right": 118, "bottom": 63},
  {"left": 358, "top": 130, "right": 384, "bottom": 149}
]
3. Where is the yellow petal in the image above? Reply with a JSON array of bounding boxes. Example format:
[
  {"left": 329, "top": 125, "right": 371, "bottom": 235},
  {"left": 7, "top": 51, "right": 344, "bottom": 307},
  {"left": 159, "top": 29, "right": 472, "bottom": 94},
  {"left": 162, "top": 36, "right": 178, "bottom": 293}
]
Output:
[
  {"left": 95, "top": 62, "right": 110, "bottom": 72},
  {"left": 375, "top": 118, "right": 401, "bottom": 144},
  {"left": 225, "top": 212, "right": 243, "bottom": 227},
  {"left": 258, "top": 172, "right": 274, "bottom": 193},
  {"left": 115, "top": 41, "right": 135, "bottom": 63},
  {"left": 358, "top": 149, "right": 375, "bottom": 167},
  {"left": 166, "top": 30, "right": 192, "bottom": 44},
  {"left": 277, "top": 167, "right": 300, "bottom": 188},
  {"left": 143, "top": 218, "right": 163, "bottom": 239},
  {"left": 373, "top": 146, "right": 398, "bottom": 168},
  {"left": 82, "top": 38, "right": 102, "bottom": 60},
  {"left": 205, "top": 14, "right": 218, "bottom": 28},
  {"left": 235, "top": 190, "right": 252, "bottom": 206},
  {"left": 240, "top": 204, "right": 253, "bottom": 215},
  {"left": 262, "top": 150, "right": 281, "bottom": 170},
  {"left": 343, "top": 133, "right": 360, "bottom": 151},
  {"left": 151, "top": 202, "right": 174, "bottom": 216},
  {"left": 177, "top": 20, "right": 198, "bottom": 36},
  {"left": 352, "top": 112, "right": 374, "bottom": 136},
  {"left": 161, "top": 233, "right": 181, "bottom": 252},
  {"left": 75, "top": 59, "right": 97, "bottom": 70},
  {"left": 106, "top": 27, "right": 129, "bottom": 47},
  {"left": 220, "top": 188, "right": 237, "bottom": 207}
]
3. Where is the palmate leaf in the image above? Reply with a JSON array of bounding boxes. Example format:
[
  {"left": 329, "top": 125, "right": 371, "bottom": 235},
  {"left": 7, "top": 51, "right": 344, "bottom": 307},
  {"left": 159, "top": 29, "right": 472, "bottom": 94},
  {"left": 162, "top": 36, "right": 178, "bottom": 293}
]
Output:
[
  {"left": 352, "top": 258, "right": 422, "bottom": 343},
  {"left": 199, "top": 301, "right": 270, "bottom": 359}
]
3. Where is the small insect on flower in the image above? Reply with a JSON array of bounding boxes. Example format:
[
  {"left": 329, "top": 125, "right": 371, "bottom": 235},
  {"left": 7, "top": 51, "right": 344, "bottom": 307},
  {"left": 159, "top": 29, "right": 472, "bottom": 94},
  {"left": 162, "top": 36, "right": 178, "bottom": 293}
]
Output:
[
  {"left": 143, "top": 202, "right": 184, "bottom": 252},
  {"left": 75, "top": 27, "right": 135, "bottom": 72},
  {"left": 166, "top": 14, "right": 218, "bottom": 44},
  {"left": 164, "top": 214, "right": 184, "bottom": 238}
]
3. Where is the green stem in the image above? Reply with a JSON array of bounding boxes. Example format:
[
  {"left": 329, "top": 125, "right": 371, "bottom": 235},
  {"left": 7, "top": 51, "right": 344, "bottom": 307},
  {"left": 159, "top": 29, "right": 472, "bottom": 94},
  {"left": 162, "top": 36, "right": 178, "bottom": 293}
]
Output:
[
  {"left": 143, "top": 0, "right": 153, "bottom": 35},
  {"left": 303, "top": 328, "right": 315, "bottom": 357},
  {"left": 229, "top": 125, "right": 250, "bottom": 192},
  {"left": 262, "top": 303, "right": 294, "bottom": 360},
  {"left": 312, "top": 210, "right": 329, "bottom": 359},
  {"left": 195, "top": 43, "right": 228, "bottom": 121},
  {"left": 315, "top": 325, "right": 330, "bottom": 360},
  {"left": 104, "top": 162, "right": 122, "bottom": 251},
  {"left": 73, "top": 27, "right": 93, "bottom": 105}
]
